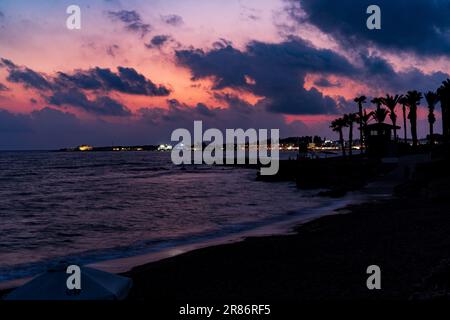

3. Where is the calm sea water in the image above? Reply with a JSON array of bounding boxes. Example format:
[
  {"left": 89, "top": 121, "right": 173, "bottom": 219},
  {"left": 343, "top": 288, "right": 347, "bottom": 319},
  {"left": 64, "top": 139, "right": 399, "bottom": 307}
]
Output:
[{"left": 0, "top": 151, "right": 344, "bottom": 282}]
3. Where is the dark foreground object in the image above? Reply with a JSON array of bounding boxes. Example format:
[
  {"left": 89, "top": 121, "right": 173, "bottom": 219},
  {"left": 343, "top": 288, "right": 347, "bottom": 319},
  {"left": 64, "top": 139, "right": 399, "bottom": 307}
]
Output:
[
  {"left": 258, "top": 157, "right": 396, "bottom": 197},
  {"left": 126, "top": 158, "right": 450, "bottom": 301}
]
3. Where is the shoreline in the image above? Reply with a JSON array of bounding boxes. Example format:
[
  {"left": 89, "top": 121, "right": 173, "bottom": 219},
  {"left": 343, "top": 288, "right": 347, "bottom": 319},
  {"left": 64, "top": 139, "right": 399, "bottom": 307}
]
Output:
[
  {"left": 0, "top": 191, "right": 364, "bottom": 292},
  {"left": 5, "top": 191, "right": 450, "bottom": 300},
  {"left": 124, "top": 196, "right": 450, "bottom": 301},
  {"left": 122, "top": 155, "right": 450, "bottom": 301},
  {"left": 4, "top": 154, "right": 443, "bottom": 300},
  {"left": 0, "top": 155, "right": 403, "bottom": 296}
]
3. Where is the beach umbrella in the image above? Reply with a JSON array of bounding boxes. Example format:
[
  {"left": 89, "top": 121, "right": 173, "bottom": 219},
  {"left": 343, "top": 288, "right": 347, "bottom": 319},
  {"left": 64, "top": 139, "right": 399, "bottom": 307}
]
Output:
[{"left": 4, "top": 266, "right": 133, "bottom": 300}]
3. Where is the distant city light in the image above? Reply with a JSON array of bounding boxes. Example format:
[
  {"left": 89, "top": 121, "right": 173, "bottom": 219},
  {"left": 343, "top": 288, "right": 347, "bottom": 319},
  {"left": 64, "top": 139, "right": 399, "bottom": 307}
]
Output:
[
  {"left": 78, "top": 145, "right": 93, "bottom": 151},
  {"left": 158, "top": 144, "right": 173, "bottom": 151}
]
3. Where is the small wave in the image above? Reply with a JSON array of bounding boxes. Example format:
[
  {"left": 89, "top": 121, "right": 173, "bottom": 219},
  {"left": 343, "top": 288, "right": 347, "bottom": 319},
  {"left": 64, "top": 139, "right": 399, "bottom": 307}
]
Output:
[{"left": 0, "top": 194, "right": 361, "bottom": 284}]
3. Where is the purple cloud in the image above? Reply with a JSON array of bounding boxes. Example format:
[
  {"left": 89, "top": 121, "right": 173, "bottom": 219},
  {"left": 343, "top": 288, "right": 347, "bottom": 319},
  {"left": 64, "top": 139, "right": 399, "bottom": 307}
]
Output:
[
  {"left": 108, "top": 10, "right": 152, "bottom": 37},
  {"left": 161, "top": 14, "right": 183, "bottom": 26}
]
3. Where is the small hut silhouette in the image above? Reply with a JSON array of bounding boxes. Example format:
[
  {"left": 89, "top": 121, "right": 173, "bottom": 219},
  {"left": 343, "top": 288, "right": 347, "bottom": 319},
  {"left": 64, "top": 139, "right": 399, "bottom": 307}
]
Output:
[{"left": 363, "top": 123, "right": 400, "bottom": 157}]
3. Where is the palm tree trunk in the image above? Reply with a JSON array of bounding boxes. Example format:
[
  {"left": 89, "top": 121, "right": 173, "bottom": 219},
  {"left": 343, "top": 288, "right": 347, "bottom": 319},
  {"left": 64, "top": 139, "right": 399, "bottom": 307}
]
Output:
[
  {"left": 410, "top": 106, "right": 418, "bottom": 147},
  {"left": 364, "top": 127, "right": 369, "bottom": 150},
  {"left": 430, "top": 122, "right": 434, "bottom": 145},
  {"left": 349, "top": 124, "right": 353, "bottom": 157},
  {"left": 358, "top": 103, "right": 363, "bottom": 153},
  {"left": 391, "top": 117, "right": 397, "bottom": 141},
  {"left": 403, "top": 105, "right": 407, "bottom": 144},
  {"left": 339, "top": 129, "right": 346, "bottom": 157}
]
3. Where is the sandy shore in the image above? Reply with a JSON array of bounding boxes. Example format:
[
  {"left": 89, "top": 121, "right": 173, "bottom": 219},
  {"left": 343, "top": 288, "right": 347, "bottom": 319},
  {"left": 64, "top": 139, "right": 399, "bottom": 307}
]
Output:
[
  {"left": 3, "top": 194, "right": 450, "bottom": 303},
  {"left": 124, "top": 195, "right": 450, "bottom": 301},
  {"left": 124, "top": 154, "right": 450, "bottom": 301}
]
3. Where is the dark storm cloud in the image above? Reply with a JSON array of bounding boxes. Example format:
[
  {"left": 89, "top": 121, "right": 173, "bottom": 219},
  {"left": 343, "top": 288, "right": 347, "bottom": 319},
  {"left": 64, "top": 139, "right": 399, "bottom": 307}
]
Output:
[
  {"left": 0, "top": 58, "right": 16, "bottom": 68},
  {"left": 56, "top": 67, "right": 171, "bottom": 96},
  {"left": 1, "top": 58, "right": 171, "bottom": 117},
  {"left": 145, "top": 35, "right": 171, "bottom": 49},
  {"left": 290, "top": 0, "right": 450, "bottom": 56},
  {"left": 177, "top": 38, "right": 356, "bottom": 86},
  {"left": 313, "top": 78, "right": 341, "bottom": 88},
  {"left": 176, "top": 38, "right": 357, "bottom": 115},
  {"left": 1, "top": 58, "right": 53, "bottom": 90},
  {"left": 0, "top": 11, "right": 4, "bottom": 19},
  {"left": 2, "top": 58, "right": 170, "bottom": 97},
  {"left": 176, "top": 37, "right": 450, "bottom": 115},
  {"left": 55, "top": 71, "right": 102, "bottom": 90},
  {"left": 116, "top": 67, "right": 171, "bottom": 95},
  {"left": 48, "top": 89, "right": 131, "bottom": 117},
  {"left": 7, "top": 68, "right": 52, "bottom": 90},
  {"left": 161, "top": 14, "right": 183, "bottom": 26},
  {"left": 360, "top": 53, "right": 449, "bottom": 93},
  {"left": 108, "top": 10, "right": 151, "bottom": 37},
  {"left": 0, "top": 82, "right": 8, "bottom": 91}
]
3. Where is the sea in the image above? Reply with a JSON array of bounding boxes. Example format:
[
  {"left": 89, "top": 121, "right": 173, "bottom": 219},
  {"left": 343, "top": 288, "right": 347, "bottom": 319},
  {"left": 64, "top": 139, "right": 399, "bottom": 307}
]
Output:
[{"left": 0, "top": 151, "right": 357, "bottom": 284}]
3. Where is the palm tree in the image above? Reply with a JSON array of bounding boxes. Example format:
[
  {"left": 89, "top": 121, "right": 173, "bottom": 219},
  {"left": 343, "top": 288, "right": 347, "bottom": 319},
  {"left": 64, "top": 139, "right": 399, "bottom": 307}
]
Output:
[
  {"left": 372, "top": 107, "right": 389, "bottom": 124},
  {"left": 354, "top": 96, "right": 366, "bottom": 151},
  {"left": 398, "top": 96, "right": 409, "bottom": 144},
  {"left": 359, "top": 110, "right": 373, "bottom": 127},
  {"left": 330, "top": 117, "right": 347, "bottom": 157},
  {"left": 381, "top": 94, "right": 402, "bottom": 141},
  {"left": 343, "top": 113, "right": 358, "bottom": 156},
  {"left": 371, "top": 97, "right": 384, "bottom": 112},
  {"left": 425, "top": 91, "right": 439, "bottom": 145},
  {"left": 405, "top": 90, "right": 423, "bottom": 147},
  {"left": 358, "top": 110, "right": 373, "bottom": 151},
  {"left": 437, "top": 79, "right": 450, "bottom": 141}
]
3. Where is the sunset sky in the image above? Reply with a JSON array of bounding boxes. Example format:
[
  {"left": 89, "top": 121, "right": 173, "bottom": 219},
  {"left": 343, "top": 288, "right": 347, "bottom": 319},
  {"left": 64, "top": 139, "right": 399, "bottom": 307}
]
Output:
[{"left": 1, "top": 0, "right": 450, "bottom": 149}]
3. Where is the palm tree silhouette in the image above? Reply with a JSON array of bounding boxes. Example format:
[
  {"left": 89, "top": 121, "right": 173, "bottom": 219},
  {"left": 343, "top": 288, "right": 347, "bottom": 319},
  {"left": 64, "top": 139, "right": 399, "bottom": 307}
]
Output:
[
  {"left": 405, "top": 90, "right": 423, "bottom": 148},
  {"left": 381, "top": 94, "right": 403, "bottom": 141},
  {"left": 437, "top": 79, "right": 450, "bottom": 141},
  {"left": 372, "top": 107, "right": 389, "bottom": 124},
  {"left": 359, "top": 110, "right": 373, "bottom": 127},
  {"left": 330, "top": 117, "right": 348, "bottom": 157},
  {"left": 354, "top": 96, "right": 367, "bottom": 152},
  {"left": 398, "top": 96, "right": 409, "bottom": 144},
  {"left": 330, "top": 81, "right": 450, "bottom": 154},
  {"left": 425, "top": 91, "right": 439, "bottom": 145},
  {"left": 371, "top": 97, "right": 383, "bottom": 112},
  {"left": 343, "top": 113, "right": 358, "bottom": 157},
  {"left": 358, "top": 110, "right": 373, "bottom": 151}
]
